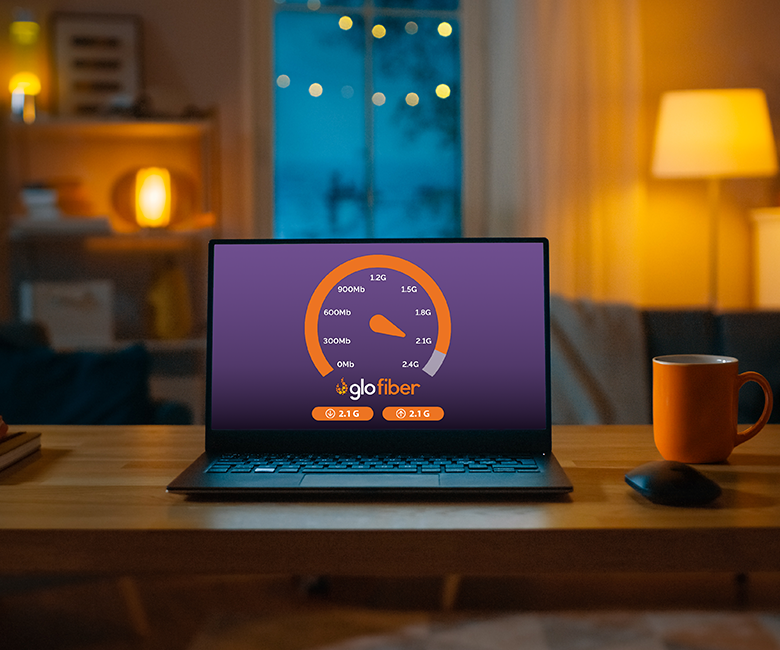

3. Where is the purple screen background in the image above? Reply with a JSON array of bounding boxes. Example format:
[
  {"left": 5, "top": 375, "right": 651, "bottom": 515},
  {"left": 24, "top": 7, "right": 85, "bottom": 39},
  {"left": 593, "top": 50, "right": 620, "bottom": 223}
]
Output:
[{"left": 210, "top": 241, "right": 548, "bottom": 431}]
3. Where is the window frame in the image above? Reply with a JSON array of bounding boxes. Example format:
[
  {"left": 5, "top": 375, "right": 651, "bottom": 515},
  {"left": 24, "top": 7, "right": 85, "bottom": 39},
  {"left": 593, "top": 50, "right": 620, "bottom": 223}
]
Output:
[{"left": 245, "top": 0, "right": 519, "bottom": 238}]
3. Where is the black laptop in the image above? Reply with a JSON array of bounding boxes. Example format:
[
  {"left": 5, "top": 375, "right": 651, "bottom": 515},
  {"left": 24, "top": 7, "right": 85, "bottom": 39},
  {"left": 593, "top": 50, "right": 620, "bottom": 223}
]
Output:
[{"left": 167, "top": 238, "right": 572, "bottom": 496}]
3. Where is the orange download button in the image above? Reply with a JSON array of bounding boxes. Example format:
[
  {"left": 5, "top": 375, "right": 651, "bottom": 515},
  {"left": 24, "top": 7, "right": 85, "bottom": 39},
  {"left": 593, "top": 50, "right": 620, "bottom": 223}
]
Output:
[
  {"left": 312, "top": 406, "right": 374, "bottom": 422},
  {"left": 382, "top": 407, "right": 444, "bottom": 421}
]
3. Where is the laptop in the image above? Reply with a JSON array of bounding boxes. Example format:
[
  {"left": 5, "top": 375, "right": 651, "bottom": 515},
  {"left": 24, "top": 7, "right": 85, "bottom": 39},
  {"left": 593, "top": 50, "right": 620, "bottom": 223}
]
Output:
[{"left": 167, "top": 238, "right": 572, "bottom": 496}]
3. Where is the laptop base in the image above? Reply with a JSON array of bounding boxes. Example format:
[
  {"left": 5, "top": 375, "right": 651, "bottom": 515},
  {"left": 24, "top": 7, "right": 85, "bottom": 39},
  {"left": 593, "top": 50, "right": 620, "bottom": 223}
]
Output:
[{"left": 167, "top": 452, "right": 573, "bottom": 496}]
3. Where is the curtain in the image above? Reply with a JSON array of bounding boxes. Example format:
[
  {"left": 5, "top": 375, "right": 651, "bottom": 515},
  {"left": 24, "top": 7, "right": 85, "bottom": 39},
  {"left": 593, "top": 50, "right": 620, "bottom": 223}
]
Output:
[{"left": 520, "top": 0, "right": 645, "bottom": 303}]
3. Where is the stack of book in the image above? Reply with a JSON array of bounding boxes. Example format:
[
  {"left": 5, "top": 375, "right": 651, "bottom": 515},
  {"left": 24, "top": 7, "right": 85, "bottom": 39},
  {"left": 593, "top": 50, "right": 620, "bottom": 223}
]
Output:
[{"left": 0, "top": 431, "right": 42, "bottom": 472}]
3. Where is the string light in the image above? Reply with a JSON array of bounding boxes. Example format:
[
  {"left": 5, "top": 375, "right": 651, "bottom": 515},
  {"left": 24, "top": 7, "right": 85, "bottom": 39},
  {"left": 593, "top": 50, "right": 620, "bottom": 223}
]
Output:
[
  {"left": 436, "top": 84, "right": 451, "bottom": 99},
  {"left": 438, "top": 22, "right": 453, "bottom": 37}
]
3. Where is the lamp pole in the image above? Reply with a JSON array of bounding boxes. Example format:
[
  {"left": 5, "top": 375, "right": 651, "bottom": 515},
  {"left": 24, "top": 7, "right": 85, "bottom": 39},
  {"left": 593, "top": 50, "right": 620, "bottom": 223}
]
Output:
[{"left": 707, "top": 177, "right": 721, "bottom": 311}]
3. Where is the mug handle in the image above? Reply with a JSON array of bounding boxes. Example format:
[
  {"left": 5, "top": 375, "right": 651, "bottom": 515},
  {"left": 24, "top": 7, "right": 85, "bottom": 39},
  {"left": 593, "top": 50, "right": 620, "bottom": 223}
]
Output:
[{"left": 734, "top": 371, "right": 774, "bottom": 447}]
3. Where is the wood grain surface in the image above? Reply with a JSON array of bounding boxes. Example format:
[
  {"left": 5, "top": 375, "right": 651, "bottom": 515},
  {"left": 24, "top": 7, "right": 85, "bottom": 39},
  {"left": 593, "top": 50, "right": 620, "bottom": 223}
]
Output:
[{"left": 1, "top": 424, "right": 779, "bottom": 576}]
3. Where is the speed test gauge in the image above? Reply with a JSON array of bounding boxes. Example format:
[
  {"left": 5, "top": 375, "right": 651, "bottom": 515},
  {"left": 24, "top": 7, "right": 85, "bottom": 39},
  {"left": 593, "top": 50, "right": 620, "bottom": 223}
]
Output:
[{"left": 304, "top": 254, "right": 451, "bottom": 379}]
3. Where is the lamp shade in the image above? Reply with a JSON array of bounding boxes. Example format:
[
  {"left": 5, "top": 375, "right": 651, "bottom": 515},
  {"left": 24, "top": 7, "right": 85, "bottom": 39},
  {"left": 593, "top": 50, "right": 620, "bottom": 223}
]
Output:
[
  {"left": 8, "top": 71, "right": 41, "bottom": 96},
  {"left": 652, "top": 89, "right": 778, "bottom": 178},
  {"left": 135, "top": 167, "right": 171, "bottom": 228},
  {"left": 112, "top": 167, "right": 198, "bottom": 232}
]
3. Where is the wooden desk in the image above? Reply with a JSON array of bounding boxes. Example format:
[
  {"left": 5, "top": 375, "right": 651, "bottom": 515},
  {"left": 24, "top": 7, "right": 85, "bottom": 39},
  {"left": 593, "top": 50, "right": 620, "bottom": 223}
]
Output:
[{"left": 1, "top": 425, "right": 779, "bottom": 577}]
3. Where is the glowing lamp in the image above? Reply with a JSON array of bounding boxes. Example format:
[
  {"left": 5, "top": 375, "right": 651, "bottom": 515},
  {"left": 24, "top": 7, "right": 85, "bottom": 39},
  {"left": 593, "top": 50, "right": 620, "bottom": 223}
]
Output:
[
  {"left": 112, "top": 166, "right": 212, "bottom": 233},
  {"left": 135, "top": 168, "right": 172, "bottom": 228},
  {"left": 653, "top": 89, "right": 778, "bottom": 179},
  {"left": 9, "top": 13, "right": 41, "bottom": 124},
  {"left": 651, "top": 89, "right": 778, "bottom": 308},
  {"left": 8, "top": 71, "right": 41, "bottom": 96},
  {"left": 9, "top": 71, "right": 41, "bottom": 124},
  {"left": 10, "top": 20, "right": 39, "bottom": 45}
]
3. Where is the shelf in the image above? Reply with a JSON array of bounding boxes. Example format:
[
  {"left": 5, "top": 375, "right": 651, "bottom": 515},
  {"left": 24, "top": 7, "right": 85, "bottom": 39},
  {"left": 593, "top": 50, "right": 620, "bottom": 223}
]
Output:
[
  {"left": 9, "top": 216, "right": 113, "bottom": 239},
  {"left": 3, "top": 112, "right": 217, "bottom": 336},
  {"left": 8, "top": 117, "right": 213, "bottom": 139},
  {"left": 83, "top": 231, "right": 212, "bottom": 253},
  {"left": 9, "top": 220, "right": 211, "bottom": 252}
]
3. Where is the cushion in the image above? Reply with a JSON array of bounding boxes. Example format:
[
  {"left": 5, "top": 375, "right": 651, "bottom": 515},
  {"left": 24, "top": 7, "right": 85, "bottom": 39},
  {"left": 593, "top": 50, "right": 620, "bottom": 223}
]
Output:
[
  {"left": 550, "top": 295, "right": 651, "bottom": 424},
  {"left": 717, "top": 312, "right": 780, "bottom": 424},
  {"left": 643, "top": 310, "right": 718, "bottom": 359},
  {"left": 0, "top": 344, "right": 153, "bottom": 425}
]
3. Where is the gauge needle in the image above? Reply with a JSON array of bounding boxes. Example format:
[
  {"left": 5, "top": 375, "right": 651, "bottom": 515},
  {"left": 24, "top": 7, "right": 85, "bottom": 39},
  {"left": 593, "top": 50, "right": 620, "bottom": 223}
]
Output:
[{"left": 369, "top": 314, "right": 406, "bottom": 338}]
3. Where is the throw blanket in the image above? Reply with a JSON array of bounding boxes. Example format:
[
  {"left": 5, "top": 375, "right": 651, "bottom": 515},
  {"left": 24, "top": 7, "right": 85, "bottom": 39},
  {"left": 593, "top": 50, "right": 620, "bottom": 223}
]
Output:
[{"left": 550, "top": 295, "right": 650, "bottom": 424}]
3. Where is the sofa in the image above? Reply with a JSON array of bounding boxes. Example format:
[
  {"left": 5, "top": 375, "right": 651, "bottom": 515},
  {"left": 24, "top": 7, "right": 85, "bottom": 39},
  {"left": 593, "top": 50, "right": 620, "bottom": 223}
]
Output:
[
  {"left": 550, "top": 296, "right": 780, "bottom": 426},
  {"left": 0, "top": 323, "right": 192, "bottom": 425}
]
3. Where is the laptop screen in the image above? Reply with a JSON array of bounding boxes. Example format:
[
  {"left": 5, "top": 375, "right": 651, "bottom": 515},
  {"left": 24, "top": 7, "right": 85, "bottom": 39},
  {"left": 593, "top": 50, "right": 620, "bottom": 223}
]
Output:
[{"left": 208, "top": 239, "right": 550, "bottom": 443}]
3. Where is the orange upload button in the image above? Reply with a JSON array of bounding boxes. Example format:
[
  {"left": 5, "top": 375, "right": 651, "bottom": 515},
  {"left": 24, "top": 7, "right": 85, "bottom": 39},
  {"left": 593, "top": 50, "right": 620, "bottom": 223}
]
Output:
[{"left": 383, "top": 407, "right": 444, "bottom": 421}]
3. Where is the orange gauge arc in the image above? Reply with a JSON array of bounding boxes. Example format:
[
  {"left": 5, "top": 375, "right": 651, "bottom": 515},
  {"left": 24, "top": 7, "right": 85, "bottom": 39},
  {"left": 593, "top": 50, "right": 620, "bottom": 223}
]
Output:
[{"left": 304, "top": 254, "right": 451, "bottom": 377}]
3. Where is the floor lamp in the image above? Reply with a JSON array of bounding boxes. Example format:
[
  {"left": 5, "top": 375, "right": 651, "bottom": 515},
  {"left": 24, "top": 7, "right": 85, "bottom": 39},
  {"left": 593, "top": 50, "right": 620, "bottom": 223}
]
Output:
[{"left": 651, "top": 89, "right": 778, "bottom": 310}]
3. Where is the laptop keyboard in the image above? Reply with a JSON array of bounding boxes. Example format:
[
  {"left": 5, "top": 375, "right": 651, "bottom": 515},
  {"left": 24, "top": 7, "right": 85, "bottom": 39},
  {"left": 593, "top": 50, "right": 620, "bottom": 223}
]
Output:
[{"left": 205, "top": 454, "right": 539, "bottom": 475}]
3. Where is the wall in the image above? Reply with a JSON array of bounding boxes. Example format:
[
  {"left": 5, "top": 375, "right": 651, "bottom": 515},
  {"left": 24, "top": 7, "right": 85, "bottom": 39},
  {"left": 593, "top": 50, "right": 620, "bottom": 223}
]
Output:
[
  {"left": 639, "top": 0, "right": 780, "bottom": 309},
  {"left": 5, "top": 0, "right": 780, "bottom": 309},
  {"left": 0, "top": 0, "right": 254, "bottom": 238}
]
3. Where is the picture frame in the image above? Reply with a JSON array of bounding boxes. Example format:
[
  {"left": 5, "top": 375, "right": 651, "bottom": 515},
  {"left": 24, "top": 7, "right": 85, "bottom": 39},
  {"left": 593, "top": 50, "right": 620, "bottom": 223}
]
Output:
[
  {"left": 51, "top": 12, "right": 143, "bottom": 117},
  {"left": 19, "top": 280, "right": 114, "bottom": 349}
]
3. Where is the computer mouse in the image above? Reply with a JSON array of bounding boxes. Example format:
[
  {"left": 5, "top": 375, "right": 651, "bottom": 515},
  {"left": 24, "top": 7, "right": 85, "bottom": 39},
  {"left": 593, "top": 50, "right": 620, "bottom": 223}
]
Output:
[{"left": 625, "top": 460, "right": 722, "bottom": 506}]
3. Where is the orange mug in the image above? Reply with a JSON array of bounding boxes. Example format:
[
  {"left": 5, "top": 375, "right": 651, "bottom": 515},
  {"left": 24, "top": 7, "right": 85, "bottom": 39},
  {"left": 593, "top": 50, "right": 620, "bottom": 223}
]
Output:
[{"left": 653, "top": 354, "right": 773, "bottom": 463}]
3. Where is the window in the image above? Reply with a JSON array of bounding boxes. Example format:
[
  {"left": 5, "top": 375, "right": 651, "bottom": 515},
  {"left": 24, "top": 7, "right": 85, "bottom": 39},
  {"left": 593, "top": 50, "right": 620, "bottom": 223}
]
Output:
[{"left": 273, "top": 0, "right": 461, "bottom": 238}]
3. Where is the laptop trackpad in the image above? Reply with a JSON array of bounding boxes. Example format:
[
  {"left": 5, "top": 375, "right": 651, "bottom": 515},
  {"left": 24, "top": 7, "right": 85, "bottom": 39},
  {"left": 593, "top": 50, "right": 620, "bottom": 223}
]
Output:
[{"left": 300, "top": 474, "right": 440, "bottom": 488}]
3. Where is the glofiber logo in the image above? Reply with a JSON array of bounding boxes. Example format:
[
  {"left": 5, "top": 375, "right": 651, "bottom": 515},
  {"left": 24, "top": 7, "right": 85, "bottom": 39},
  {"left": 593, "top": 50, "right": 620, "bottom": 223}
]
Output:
[{"left": 337, "top": 378, "right": 421, "bottom": 401}]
